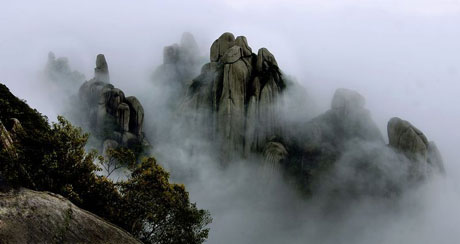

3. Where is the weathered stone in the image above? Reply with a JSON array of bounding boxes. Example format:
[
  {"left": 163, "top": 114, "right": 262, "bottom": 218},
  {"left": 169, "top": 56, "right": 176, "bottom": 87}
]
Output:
[
  {"left": 0, "top": 188, "right": 140, "bottom": 243},
  {"left": 388, "top": 117, "right": 428, "bottom": 161},
  {"left": 210, "top": 32, "right": 235, "bottom": 62},
  {"left": 103, "top": 88, "right": 125, "bottom": 115},
  {"left": 183, "top": 33, "right": 286, "bottom": 162},
  {"left": 235, "top": 36, "right": 252, "bottom": 57},
  {"left": 78, "top": 55, "right": 148, "bottom": 155},
  {"left": 256, "top": 48, "right": 278, "bottom": 72},
  {"left": 116, "top": 103, "right": 130, "bottom": 132},
  {"left": 126, "top": 96, "right": 144, "bottom": 136},
  {"left": 94, "top": 54, "right": 110, "bottom": 83},
  {"left": 244, "top": 95, "right": 258, "bottom": 156},
  {"left": 386, "top": 117, "right": 445, "bottom": 179},
  {"left": 221, "top": 46, "right": 243, "bottom": 64},
  {"left": 217, "top": 57, "right": 250, "bottom": 159}
]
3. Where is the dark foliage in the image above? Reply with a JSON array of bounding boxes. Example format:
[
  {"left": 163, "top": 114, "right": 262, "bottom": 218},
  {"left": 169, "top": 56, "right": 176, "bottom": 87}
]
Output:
[{"left": 0, "top": 83, "right": 211, "bottom": 243}]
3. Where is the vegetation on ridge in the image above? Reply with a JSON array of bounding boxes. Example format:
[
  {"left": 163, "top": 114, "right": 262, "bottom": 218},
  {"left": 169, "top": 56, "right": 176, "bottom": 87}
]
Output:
[{"left": 0, "top": 83, "right": 211, "bottom": 244}]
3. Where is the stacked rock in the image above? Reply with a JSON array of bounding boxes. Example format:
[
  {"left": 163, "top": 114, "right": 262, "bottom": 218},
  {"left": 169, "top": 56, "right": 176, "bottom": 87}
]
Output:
[
  {"left": 182, "top": 32, "right": 286, "bottom": 162},
  {"left": 79, "top": 54, "right": 148, "bottom": 154}
]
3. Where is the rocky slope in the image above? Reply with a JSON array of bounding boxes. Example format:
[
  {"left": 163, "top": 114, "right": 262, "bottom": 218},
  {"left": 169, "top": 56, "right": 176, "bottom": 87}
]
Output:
[{"left": 0, "top": 188, "right": 140, "bottom": 244}]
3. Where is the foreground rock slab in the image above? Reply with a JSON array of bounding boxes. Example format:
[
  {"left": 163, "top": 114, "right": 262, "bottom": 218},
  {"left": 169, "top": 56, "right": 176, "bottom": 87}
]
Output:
[{"left": 0, "top": 188, "right": 141, "bottom": 244}]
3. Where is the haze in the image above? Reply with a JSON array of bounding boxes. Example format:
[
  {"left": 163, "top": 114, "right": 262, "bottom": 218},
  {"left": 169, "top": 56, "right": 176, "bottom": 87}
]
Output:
[{"left": 1, "top": 0, "right": 460, "bottom": 243}]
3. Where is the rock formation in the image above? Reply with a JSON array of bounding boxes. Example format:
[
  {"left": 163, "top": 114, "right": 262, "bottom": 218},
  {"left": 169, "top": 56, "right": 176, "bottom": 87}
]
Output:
[
  {"left": 0, "top": 188, "right": 140, "bottom": 244},
  {"left": 94, "top": 54, "right": 110, "bottom": 83},
  {"left": 182, "top": 32, "right": 286, "bottom": 162},
  {"left": 79, "top": 54, "right": 148, "bottom": 155},
  {"left": 172, "top": 32, "right": 446, "bottom": 195},
  {"left": 388, "top": 117, "right": 444, "bottom": 176}
]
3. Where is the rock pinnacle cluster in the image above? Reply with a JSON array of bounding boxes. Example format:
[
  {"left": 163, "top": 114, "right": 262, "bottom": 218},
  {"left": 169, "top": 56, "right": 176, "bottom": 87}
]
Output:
[{"left": 79, "top": 54, "right": 148, "bottom": 154}]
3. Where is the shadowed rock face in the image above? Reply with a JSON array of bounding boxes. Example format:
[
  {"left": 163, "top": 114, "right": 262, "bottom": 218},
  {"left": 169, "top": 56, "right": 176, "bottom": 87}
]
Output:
[
  {"left": 78, "top": 54, "right": 148, "bottom": 154},
  {"left": 95, "top": 54, "right": 110, "bottom": 83},
  {"left": 388, "top": 117, "right": 428, "bottom": 159},
  {"left": 0, "top": 188, "right": 140, "bottom": 244},
  {"left": 182, "top": 32, "right": 286, "bottom": 162},
  {"left": 388, "top": 117, "right": 444, "bottom": 176}
]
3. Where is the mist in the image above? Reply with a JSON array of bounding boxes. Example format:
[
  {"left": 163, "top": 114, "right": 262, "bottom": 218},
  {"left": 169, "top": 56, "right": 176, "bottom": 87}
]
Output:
[{"left": 2, "top": 0, "right": 460, "bottom": 243}]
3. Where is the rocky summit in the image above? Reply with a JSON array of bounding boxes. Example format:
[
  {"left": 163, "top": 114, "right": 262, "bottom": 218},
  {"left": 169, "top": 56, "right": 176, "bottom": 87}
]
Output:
[
  {"left": 388, "top": 117, "right": 444, "bottom": 176},
  {"left": 79, "top": 54, "right": 149, "bottom": 155},
  {"left": 182, "top": 32, "right": 286, "bottom": 162}
]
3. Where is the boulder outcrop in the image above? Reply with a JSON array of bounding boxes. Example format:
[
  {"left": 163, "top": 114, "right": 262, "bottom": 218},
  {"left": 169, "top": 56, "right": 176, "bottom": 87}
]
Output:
[
  {"left": 94, "top": 54, "right": 110, "bottom": 83},
  {"left": 182, "top": 32, "right": 286, "bottom": 162},
  {"left": 387, "top": 117, "right": 444, "bottom": 175},
  {"left": 78, "top": 54, "right": 148, "bottom": 154},
  {"left": 0, "top": 188, "right": 140, "bottom": 244}
]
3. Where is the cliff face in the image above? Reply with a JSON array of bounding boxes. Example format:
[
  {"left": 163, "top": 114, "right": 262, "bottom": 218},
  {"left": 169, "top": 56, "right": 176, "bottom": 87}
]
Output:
[
  {"left": 78, "top": 54, "right": 149, "bottom": 155},
  {"left": 181, "top": 32, "right": 286, "bottom": 162},
  {"left": 0, "top": 188, "right": 140, "bottom": 244}
]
